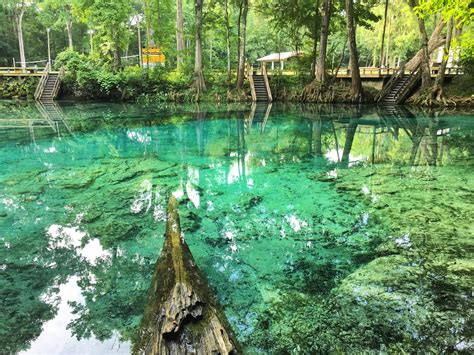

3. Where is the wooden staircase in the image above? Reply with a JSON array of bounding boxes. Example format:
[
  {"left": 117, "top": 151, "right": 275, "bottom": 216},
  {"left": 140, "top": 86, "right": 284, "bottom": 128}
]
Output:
[
  {"left": 375, "top": 63, "right": 421, "bottom": 104},
  {"left": 246, "top": 63, "right": 272, "bottom": 102},
  {"left": 253, "top": 75, "right": 269, "bottom": 101},
  {"left": 34, "top": 63, "right": 64, "bottom": 101}
]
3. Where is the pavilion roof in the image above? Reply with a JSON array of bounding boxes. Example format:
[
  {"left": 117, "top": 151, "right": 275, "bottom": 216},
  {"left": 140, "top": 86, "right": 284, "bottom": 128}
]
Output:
[{"left": 256, "top": 51, "right": 303, "bottom": 62}]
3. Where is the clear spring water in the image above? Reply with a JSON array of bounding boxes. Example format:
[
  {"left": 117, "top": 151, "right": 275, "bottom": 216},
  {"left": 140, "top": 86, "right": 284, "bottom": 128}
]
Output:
[{"left": 0, "top": 101, "right": 473, "bottom": 353}]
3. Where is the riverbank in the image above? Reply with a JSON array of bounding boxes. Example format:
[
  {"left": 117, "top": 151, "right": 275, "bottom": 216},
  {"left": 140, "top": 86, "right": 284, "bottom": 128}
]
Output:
[{"left": 1, "top": 66, "right": 473, "bottom": 107}]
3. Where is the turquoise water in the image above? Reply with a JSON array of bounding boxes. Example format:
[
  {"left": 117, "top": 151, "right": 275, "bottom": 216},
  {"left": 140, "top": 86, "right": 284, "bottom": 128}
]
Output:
[{"left": 1, "top": 101, "right": 473, "bottom": 353}]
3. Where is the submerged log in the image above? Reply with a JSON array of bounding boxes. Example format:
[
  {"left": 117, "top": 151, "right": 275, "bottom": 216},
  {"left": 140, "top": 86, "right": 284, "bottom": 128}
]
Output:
[{"left": 133, "top": 195, "right": 240, "bottom": 355}]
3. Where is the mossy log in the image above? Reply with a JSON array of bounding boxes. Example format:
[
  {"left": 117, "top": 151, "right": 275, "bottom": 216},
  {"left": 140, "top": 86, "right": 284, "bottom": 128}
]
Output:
[{"left": 133, "top": 195, "right": 240, "bottom": 355}]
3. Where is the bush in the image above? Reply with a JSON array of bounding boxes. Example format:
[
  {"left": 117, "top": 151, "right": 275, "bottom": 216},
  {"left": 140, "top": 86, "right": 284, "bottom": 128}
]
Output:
[
  {"left": 0, "top": 77, "right": 37, "bottom": 99},
  {"left": 55, "top": 50, "right": 118, "bottom": 99},
  {"left": 53, "top": 49, "right": 252, "bottom": 102}
]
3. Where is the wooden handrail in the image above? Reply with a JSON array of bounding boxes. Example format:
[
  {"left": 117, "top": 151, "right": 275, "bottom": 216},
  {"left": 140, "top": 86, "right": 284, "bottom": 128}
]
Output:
[
  {"left": 395, "top": 62, "right": 421, "bottom": 104},
  {"left": 262, "top": 64, "right": 272, "bottom": 102},
  {"left": 375, "top": 63, "right": 406, "bottom": 102},
  {"left": 51, "top": 66, "right": 65, "bottom": 99},
  {"left": 246, "top": 62, "right": 257, "bottom": 102},
  {"left": 34, "top": 62, "right": 50, "bottom": 100}
]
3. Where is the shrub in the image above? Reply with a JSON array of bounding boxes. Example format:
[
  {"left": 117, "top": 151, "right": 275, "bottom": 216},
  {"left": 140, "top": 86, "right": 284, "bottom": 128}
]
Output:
[
  {"left": 53, "top": 50, "right": 250, "bottom": 102},
  {"left": 0, "top": 77, "right": 37, "bottom": 99}
]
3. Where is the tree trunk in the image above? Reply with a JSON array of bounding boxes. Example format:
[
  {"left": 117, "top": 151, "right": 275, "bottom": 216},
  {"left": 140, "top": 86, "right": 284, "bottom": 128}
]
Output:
[
  {"left": 434, "top": 17, "right": 453, "bottom": 99},
  {"left": 345, "top": 0, "right": 362, "bottom": 101},
  {"left": 194, "top": 0, "right": 206, "bottom": 94},
  {"left": 224, "top": 0, "right": 232, "bottom": 84},
  {"left": 16, "top": 9, "right": 26, "bottom": 69},
  {"left": 410, "top": 0, "right": 431, "bottom": 91},
  {"left": 311, "top": 31, "right": 318, "bottom": 79},
  {"left": 332, "top": 36, "right": 347, "bottom": 78},
  {"left": 310, "top": 0, "right": 320, "bottom": 79},
  {"left": 133, "top": 196, "right": 241, "bottom": 354},
  {"left": 315, "top": 0, "right": 330, "bottom": 82},
  {"left": 112, "top": 29, "right": 121, "bottom": 72},
  {"left": 236, "top": 0, "right": 248, "bottom": 90},
  {"left": 405, "top": 19, "right": 445, "bottom": 71},
  {"left": 385, "top": 15, "right": 391, "bottom": 67},
  {"left": 66, "top": 19, "right": 73, "bottom": 50},
  {"left": 379, "top": 0, "right": 389, "bottom": 67},
  {"left": 176, "top": 0, "right": 185, "bottom": 66}
]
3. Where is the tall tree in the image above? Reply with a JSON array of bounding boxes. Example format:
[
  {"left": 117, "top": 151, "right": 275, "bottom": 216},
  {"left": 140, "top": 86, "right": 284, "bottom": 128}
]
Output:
[
  {"left": 345, "top": 0, "right": 362, "bottom": 101},
  {"left": 224, "top": 0, "right": 231, "bottom": 84},
  {"left": 405, "top": 19, "right": 445, "bottom": 70},
  {"left": 7, "top": 0, "right": 30, "bottom": 69},
  {"left": 379, "top": 0, "right": 389, "bottom": 67},
  {"left": 176, "top": 0, "right": 184, "bottom": 66},
  {"left": 409, "top": 0, "right": 431, "bottom": 91},
  {"left": 434, "top": 16, "right": 453, "bottom": 99},
  {"left": 259, "top": 0, "right": 321, "bottom": 75},
  {"left": 78, "top": 0, "right": 131, "bottom": 71},
  {"left": 413, "top": 0, "right": 473, "bottom": 100},
  {"left": 40, "top": 0, "right": 76, "bottom": 50},
  {"left": 236, "top": 0, "right": 249, "bottom": 90},
  {"left": 194, "top": 0, "right": 206, "bottom": 93},
  {"left": 314, "top": 0, "right": 331, "bottom": 82},
  {"left": 65, "top": 4, "right": 74, "bottom": 49}
]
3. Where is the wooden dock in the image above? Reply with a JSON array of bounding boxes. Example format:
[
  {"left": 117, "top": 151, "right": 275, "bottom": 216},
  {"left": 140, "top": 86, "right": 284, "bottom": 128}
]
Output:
[
  {"left": 0, "top": 67, "right": 59, "bottom": 77},
  {"left": 1, "top": 65, "right": 463, "bottom": 80},
  {"left": 258, "top": 66, "right": 463, "bottom": 79}
]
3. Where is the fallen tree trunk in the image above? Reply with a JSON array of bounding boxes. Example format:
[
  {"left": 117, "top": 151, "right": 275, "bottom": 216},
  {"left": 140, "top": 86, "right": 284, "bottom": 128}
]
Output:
[
  {"left": 405, "top": 20, "right": 446, "bottom": 71},
  {"left": 134, "top": 195, "right": 240, "bottom": 354}
]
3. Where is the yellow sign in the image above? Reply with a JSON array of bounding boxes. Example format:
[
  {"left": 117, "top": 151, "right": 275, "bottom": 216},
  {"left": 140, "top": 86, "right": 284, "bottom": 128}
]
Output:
[{"left": 142, "top": 47, "right": 165, "bottom": 65}]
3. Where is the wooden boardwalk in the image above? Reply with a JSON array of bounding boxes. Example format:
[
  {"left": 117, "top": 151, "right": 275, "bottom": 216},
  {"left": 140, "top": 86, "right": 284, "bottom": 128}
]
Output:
[
  {"left": 259, "top": 66, "right": 463, "bottom": 79},
  {"left": 1, "top": 65, "right": 462, "bottom": 79},
  {"left": 0, "top": 67, "right": 59, "bottom": 77}
]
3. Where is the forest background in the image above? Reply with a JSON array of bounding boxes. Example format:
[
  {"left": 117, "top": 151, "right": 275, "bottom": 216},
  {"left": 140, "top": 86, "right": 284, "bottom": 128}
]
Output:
[{"left": 0, "top": 0, "right": 472, "bottom": 103}]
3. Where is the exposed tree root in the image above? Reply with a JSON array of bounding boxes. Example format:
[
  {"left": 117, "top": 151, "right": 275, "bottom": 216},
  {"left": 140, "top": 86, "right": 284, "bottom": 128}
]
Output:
[
  {"left": 408, "top": 87, "right": 473, "bottom": 107},
  {"left": 299, "top": 80, "right": 352, "bottom": 103},
  {"left": 227, "top": 88, "right": 249, "bottom": 102}
]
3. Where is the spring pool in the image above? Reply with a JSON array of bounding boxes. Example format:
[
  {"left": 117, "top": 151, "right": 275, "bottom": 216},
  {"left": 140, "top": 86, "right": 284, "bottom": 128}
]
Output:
[{"left": 1, "top": 101, "right": 473, "bottom": 353}]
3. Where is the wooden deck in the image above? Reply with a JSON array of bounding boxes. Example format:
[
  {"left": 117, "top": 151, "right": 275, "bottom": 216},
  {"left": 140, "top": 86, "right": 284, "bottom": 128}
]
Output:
[
  {"left": 0, "top": 67, "right": 59, "bottom": 77},
  {"left": 1, "top": 66, "right": 463, "bottom": 79},
  {"left": 261, "top": 66, "right": 463, "bottom": 79}
]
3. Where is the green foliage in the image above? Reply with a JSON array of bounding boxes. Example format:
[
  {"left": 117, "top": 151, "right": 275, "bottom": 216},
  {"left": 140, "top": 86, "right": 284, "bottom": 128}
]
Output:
[
  {"left": 54, "top": 50, "right": 113, "bottom": 98},
  {"left": 416, "top": 0, "right": 474, "bottom": 26},
  {"left": 0, "top": 77, "right": 37, "bottom": 98},
  {"left": 54, "top": 49, "right": 86, "bottom": 71}
]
